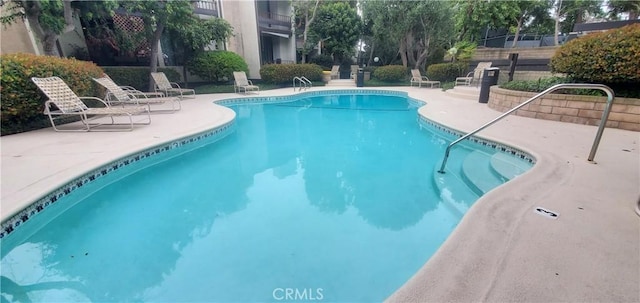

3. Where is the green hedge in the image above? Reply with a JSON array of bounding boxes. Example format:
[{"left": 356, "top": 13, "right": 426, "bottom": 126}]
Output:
[
  {"left": 500, "top": 76, "right": 639, "bottom": 98},
  {"left": 186, "top": 50, "right": 249, "bottom": 83},
  {"left": 101, "top": 67, "right": 181, "bottom": 92},
  {"left": 372, "top": 65, "right": 406, "bottom": 82},
  {"left": 550, "top": 24, "right": 640, "bottom": 84},
  {"left": 260, "top": 64, "right": 323, "bottom": 84},
  {"left": 426, "top": 62, "right": 467, "bottom": 82},
  {"left": 309, "top": 54, "right": 334, "bottom": 70},
  {"left": 0, "top": 53, "right": 104, "bottom": 135}
]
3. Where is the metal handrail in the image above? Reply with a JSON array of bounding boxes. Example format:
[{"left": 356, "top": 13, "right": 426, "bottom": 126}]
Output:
[
  {"left": 292, "top": 76, "right": 312, "bottom": 92},
  {"left": 300, "top": 76, "right": 312, "bottom": 89},
  {"left": 437, "top": 83, "right": 615, "bottom": 174},
  {"left": 292, "top": 77, "right": 305, "bottom": 91}
]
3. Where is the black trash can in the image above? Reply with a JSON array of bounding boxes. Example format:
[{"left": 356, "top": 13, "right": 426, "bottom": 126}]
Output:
[
  {"left": 356, "top": 69, "right": 364, "bottom": 87},
  {"left": 479, "top": 67, "right": 500, "bottom": 103}
]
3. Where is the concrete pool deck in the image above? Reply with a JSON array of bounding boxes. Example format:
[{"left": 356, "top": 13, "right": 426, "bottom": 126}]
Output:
[{"left": 1, "top": 87, "right": 638, "bottom": 302}]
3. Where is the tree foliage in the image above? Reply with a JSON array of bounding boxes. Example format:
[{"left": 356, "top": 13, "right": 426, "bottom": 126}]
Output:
[
  {"left": 309, "top": 1, "right": 362, "bottom": 59},
  {"left": 607, "top": 0, "right": 640, "bottom": 20},
  {"left": 553, "top": 0, "right": 604, "bottom": 45},
  {"left": 292, "top": 0, "right": 321, "bottom": 63},
  {"left": 1, "top": 0, "right": 117, "bottom": 56},
  {"left": 362, "top": 0, "right": 454, "bottom": 70},
  {"left": 117, "top": 0, "right": 232, "bottom": 88}
]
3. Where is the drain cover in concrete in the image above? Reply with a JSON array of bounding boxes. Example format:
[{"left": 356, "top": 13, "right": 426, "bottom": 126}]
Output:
[{"left": 534, "top": 207, "right": 559, "bottom": 219}]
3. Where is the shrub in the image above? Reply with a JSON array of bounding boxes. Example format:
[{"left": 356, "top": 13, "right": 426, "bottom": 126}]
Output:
[
  {"left": 550, "top": 24, "right": 640, "bottom": 84},
  {"left": 499, "top": 76, "right": 639, "bottom": 98},
  {"left": 309, "top": 54, "right": 334, "bottom": 70},
  {"left": 0, "top": 53, "right": 103, "bottom": 135},
  {"left": 260, "top": 64, "right": 323, "bottom": 84},
  {"left": 186, "top": 50, "right": 249, "bottom": 83},
  {"left": 426, "top": 62, "right": 467, "bottom": 82},
  {"left": 372, "top": 65, "right": 407, "bottom": 82},
  {"left": 102, "top": 67, "right": 181, "bottom": 91}
]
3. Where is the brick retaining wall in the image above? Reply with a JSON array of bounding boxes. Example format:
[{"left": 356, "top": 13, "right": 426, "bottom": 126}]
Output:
[{"left": 488, "top": 86, "right": 640, "bottom": 131}]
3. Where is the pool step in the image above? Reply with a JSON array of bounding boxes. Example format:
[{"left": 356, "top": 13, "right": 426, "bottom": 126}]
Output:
[
  {"left": 461, "top": 150, "right": 506, "bottom": 195},
  {"left": 326, "top": 79, "right": 356, "bottom": 87},
  {"left": 432, "top": 161, "right": 479, "bottom": 218},
  {"left": 490, "top": 152, "right": 532, "bottom": 180}
]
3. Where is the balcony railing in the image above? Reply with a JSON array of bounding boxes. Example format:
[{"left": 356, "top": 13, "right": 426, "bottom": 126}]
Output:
[
  {"left": 193, "top": 0, "right": 219, "bottom": 16},
  {"left": 258, "top": 12, "right": 292, "bottom": 26}
]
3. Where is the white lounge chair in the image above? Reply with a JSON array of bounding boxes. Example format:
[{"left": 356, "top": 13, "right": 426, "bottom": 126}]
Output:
[
  {"left": 93, "top": 76, "right": 181, "bottom": 113},
  {"left": 150, "top": 72, "right": 196, "bottom": 99},
  {"left": 330, "top": 65, "right": 340, "bottom": 80},
  {"left": 233, "top": 71, "right": 260, "bottom": 94},
  {"left": 32, "top": 76, "right": 150, "bottom": 132},
  {"left": 455, "top": 62, "right": 493, "bottom": 86},
  {"left": 410, "top": 69, "right": 441, "bottom": 88},
  {"left": 350, "top": 65, "right": 359, "bottom": 80}
]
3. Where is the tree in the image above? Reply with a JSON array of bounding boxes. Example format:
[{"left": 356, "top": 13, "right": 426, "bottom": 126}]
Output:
[
  {"left": 309, "top": 1, "right": 362, "bottom": 60},
  {"left": 453, "top": 0, "right": 520, "bottom": 43},
  {"left": 363, "top": 0, "right": 454, "bottom": 70},
  {"left": 608, "top": 0, "right": 640, "bottom": 20},
  {"left": 292, "top": 0, "right": 321, "bottom": 63},
  {"left": 553, "top": 0, "right": 603, "bottom": 45},
  {"left": 509, "top": 0, "right": 554, "bottom": 48},
  {"left": 119, "top": 1, "right": 193, "bottom": 77}
]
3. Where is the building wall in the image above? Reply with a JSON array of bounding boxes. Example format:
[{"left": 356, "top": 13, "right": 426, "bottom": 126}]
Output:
[
  {"left": 0, "top": 18, "right": 39, "bottom": 55},
  {"left": 220, "top": 0, "right": 261, "bottom": 79}
]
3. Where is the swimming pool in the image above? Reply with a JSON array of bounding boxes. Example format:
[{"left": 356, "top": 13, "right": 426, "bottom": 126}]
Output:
[{"left": 0, "top": 90, "right": 534, "bottom": 302}]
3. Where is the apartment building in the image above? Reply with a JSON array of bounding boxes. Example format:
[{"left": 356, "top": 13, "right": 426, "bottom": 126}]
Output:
[{"left": 0, "top": 0, "right": 296, "bottom": 80}]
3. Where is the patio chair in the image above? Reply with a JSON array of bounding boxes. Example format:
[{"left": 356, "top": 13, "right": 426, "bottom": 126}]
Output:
[
  {"left": 32, "top": 76, "right": 151, "bottom": 132},
  {"left": 93, "top": 76, "right": 181, "bottom": 113},
  {"left": 455, "top": 62, "right": 493, "bottom": 86},
  {"left": 410, "top": 69, "right": 441, "bottom": 88},
  {"left": 350, "top": 65, "right": 359, "bottom": 80},
  {"left": 330, "top": 65, "right": 340, "bottom": 80},
  {"left": 233, "top": 71, "right": 260, "bottom": 94},
  {"left": 150, "top": 72, "right": 196, "bottom": 99}
]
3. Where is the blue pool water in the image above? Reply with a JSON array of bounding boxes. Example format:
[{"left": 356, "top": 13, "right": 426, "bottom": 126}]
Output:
[{"left": 0, "top": 93, "right": 532, "bottom": 302}]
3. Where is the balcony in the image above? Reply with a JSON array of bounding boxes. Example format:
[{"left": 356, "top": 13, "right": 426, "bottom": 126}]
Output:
[
  {"left": 258, "top": 12, "right": 292, "bottom": 36},
  {"left": 193, "top": 0, "right": 219, "bottom": 16}
]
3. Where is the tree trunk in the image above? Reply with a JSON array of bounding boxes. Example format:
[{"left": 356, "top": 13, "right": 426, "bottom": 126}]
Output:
[
  {"left": 399, "top": 38, "right": 408, "bottom": 68},
  {"left": 300, "top": 0, "right": 320, "bottom": 64},
  {"left": 367, "top": 40, "right": 375, "bottom": 66},
  {"left": 554, "top": 0, "right": 563, "bottom": 46},
  {"left": 511, "top": 16, "right": 524, "bottom": 48},
  {"left": 42, "top": 31, "right": 58, "bottom": 55},
  {"left": 415, "top": 36, "right": 431, "bottom": 70},
  {"left": 148, "top": 22, "right": 166, "bottom": 90}
]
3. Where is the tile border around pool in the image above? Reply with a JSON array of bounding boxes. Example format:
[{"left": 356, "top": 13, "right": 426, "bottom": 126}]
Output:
[
  {"left": 418, "top": 115, "right": 537, "bottom": 164},
  {"left": 0, "top": 121, "right": 236, "bottom": 240}
]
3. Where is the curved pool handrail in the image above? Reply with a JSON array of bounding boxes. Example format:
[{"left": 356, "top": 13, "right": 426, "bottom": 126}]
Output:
[{"left": 437, "top": 83, "right": 615, "bottom": 174}]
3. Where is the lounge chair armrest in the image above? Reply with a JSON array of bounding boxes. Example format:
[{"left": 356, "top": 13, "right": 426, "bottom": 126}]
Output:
[
  {"left": 119, "top": 85, "right": 137, "bottom": 91},
  {"left": 170, "top": 82, "right": 183, "bottom": 89},
  {"left": 247, "top": 80, "right": 254, "bottom": 85},
  {"left": 79, "top": 96, "right": 110, "bottom": 108}
]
